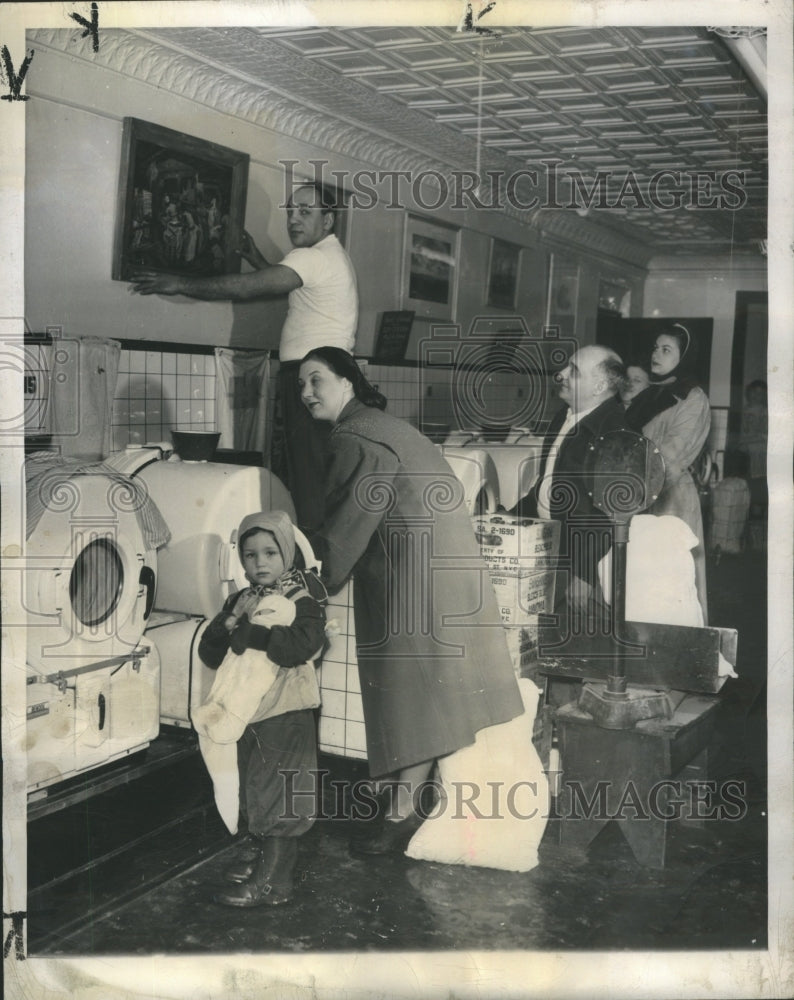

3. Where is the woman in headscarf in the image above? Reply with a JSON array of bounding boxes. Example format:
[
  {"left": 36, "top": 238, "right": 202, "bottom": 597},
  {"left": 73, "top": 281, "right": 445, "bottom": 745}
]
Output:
[
  {"left": 298, "top": 347, "right": 540, "bottom": 864},
  {"left": 625, "top": 323, "right": 711, "bottom": 620}
]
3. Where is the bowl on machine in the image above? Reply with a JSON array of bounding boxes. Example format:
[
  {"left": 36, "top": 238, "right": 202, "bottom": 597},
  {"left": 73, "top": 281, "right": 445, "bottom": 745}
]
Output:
[{"left": 170, "top": 430, "right": 221, "bottom": 462}]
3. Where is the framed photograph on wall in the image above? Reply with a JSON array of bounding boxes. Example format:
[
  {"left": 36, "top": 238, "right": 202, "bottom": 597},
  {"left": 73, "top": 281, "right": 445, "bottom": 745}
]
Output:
[
  {"left": 401, "top": 214, "right": 459, "bottom": 320},
  {"left": 112, "top": 117, "right": 250, "bottom": 281},
  {"left": 598, "top": 278, "right": 632, "bottom": 317},
  {"left": 546, "top": 253, "right": 579, "bottom": 338},
  {"left": 486, "top": 238, "right": 522, "bottom": 310}
]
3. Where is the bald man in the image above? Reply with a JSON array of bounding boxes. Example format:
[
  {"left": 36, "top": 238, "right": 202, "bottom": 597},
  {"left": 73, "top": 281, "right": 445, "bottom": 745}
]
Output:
[
  {"left": 512, "top": 344, "right": 628, "bottom": 616},
  {"left": 132, "top": 183, "right": 358, "bottom": 530}
]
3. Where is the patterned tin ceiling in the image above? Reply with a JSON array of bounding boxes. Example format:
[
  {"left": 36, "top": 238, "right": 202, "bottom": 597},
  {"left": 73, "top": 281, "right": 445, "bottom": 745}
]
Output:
[{"left": 142, "top": 23, "right": 768, "bottom": 256}]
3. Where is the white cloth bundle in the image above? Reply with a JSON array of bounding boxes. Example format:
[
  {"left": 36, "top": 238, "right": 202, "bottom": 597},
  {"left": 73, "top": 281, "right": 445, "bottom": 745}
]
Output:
[
  {"left": 405, "top": 678, "right": 549, "bottom": 871},
  {"left": 192, "top": 593, "right": 295, "bottom": 834},
  {"left": 598, "top": 514, "right": 736, "bottom": 677}
]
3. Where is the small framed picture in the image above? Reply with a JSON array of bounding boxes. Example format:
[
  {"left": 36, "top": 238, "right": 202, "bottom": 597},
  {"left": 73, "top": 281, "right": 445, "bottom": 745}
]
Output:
[
  {"left": 112, "top": 117, "right": 250, "bottom": 281},
  {"left": 546, "top": 253, "right": 580, "bottom": 338},
  {"left": 486, "top": 238, "right": 522, "bottom": 310},
  {"left": 401, "top": 214, "right": 460, "bottom": 320}
]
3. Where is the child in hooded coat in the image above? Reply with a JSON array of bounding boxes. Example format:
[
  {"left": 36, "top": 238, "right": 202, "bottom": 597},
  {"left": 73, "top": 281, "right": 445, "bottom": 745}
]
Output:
[{"left": 195, "top": 510, "right": 327, "bottom": 907}]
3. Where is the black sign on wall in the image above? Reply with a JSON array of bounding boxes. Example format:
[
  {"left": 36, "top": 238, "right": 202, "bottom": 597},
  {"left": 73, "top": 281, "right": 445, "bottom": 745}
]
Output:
[{"left": 373, "top": 311, "right": 415, "bottom": 362}]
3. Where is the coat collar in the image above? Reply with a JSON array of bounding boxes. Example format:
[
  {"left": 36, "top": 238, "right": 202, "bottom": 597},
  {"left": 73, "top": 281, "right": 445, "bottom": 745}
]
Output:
[{"left": 333, "top": 396, "right": 369, "bottom": 427}]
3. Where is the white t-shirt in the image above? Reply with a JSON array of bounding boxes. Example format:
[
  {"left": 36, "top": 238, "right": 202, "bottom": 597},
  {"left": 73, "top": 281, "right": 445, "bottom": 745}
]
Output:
[{"left": 279, "top": 234, "right": 358, "bottom": 362}]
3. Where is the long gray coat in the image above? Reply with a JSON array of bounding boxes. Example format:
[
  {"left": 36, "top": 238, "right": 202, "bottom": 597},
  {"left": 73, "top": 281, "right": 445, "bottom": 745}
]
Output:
[{"left": 314, "top": 399, "right": 523, "bottom": 778}]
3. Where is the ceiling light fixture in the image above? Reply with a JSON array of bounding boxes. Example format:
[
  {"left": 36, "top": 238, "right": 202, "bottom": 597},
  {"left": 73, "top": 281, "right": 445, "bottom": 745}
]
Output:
[{"left": 706, "top": 26, "right": 767, "bottom": 39}]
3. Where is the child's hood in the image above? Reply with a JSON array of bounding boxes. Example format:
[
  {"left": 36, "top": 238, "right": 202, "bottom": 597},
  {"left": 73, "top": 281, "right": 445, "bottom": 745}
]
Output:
[{"left": 237, "top": 510, "right": 296, "bottom": 569}]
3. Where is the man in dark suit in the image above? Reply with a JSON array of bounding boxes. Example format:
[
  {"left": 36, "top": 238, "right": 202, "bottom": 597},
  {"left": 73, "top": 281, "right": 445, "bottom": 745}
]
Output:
[{"left": 512, "top": 344, "right": 628, "bottom": 619}]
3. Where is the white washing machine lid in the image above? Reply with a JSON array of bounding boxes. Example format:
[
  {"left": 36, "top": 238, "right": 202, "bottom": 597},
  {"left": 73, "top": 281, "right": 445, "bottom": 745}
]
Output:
[
  {"left": 135, "top": 459, "right": 296, "bottom": 618},
  {"left": 441, "top": 446, "right": 499, "bottom": 513}
]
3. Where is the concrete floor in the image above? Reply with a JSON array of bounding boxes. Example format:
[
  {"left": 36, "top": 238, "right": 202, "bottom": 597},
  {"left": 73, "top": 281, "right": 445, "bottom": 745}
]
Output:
[
  {"left": 32, "top": 799, "right": 766, "bottom": 955},
  {"left": 27, "top": 548, "right": 768, "bottom": 957}
]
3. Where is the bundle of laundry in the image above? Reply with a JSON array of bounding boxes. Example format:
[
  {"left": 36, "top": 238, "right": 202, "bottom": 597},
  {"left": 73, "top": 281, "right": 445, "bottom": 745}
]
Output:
[
  {"left": 193, "top": 592, "right": 322, "bottom": 834},
  {"left": 405, "top": 678, "right": 549, "bottom": 872},
  {"left": 597, "top": 513, "right": 736, "bottom": 677}
]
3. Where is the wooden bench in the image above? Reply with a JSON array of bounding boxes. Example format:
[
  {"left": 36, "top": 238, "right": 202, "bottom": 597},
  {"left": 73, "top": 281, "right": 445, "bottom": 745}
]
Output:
[{"left": 534, "top": 620, "right": 738, "bottom": 868}]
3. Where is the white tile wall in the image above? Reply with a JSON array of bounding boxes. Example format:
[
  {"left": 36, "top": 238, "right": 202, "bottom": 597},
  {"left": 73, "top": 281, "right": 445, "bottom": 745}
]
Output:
[
  {"left": 368, "top": 363, "right": 532, "bottom": 436},
  {"left": 112, "top": 348, "right": 216, "bottom": 451},
  {"left": 318, "top": 580, "right": 366, "bottom": 759}
]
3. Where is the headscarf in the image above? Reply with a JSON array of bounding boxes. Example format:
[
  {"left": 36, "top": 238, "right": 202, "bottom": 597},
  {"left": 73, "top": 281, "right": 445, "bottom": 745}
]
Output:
[
  {"left": 237, "top": 510, "right": 295, "bottom": 570},
  {"left": 301, "top": 346, "right": 387, "bottom": 411},
  {"left": 625, "top": 323, "right": 700, "bottom": 430}
]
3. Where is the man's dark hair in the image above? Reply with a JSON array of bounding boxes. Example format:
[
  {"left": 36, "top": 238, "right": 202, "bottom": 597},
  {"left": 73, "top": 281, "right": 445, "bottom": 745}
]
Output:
[{"left": 291, "top": 181, "right": 341, "bottom": 219}]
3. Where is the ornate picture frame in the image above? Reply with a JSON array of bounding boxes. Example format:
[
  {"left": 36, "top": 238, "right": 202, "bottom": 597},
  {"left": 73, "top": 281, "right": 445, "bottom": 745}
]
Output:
[{"left": 112, "top": 117, "right": 250, "bottom": 281}]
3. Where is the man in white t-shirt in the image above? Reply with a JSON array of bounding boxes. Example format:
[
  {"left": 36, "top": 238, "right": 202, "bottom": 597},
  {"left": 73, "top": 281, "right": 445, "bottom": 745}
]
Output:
[{"left": 132, "top": 183, "right": 359, "bottom": 528}]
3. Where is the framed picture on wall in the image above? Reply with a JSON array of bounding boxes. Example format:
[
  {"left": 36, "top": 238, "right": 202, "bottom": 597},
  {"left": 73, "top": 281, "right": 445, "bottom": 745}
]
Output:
[
  {"left": 546, "top": 253, "right": 579, "bottom": 338},
  {"left": 598, "top": 278, "right": 632, "bottom": 318},
  {"left": 401, "top": 214, "right": 459, "bottom": 320},
  {"left": 112, "top": 117, "right": 250, "bottom": 281},
  {"left": 486, "top": 238, "right": 522, "bottom": 310}
]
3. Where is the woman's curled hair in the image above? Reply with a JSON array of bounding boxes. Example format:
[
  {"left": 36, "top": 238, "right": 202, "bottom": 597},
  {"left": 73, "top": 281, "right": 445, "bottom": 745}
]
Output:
[{"left": 301, "top": 346, "right": 387, "bottom": 410}]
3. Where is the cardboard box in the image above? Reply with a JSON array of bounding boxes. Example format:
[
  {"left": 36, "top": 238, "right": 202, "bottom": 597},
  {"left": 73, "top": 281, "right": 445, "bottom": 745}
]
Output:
[
  {"left": 491, "top": 570, "right": 556, "bottom": 625},
  {"left": 472, "top": 514, "right": 560, "bottom": 575},
  {"left": 503, "top": 624, "right": 540, "bottom": 676}
]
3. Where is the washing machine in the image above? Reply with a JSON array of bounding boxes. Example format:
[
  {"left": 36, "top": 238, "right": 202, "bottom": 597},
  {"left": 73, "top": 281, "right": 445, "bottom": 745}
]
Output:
[
  {"left": 144, "top": 613, "right": 214, "bottom": 729},
  {"left": 134, "top": 458, "right": 295, "bottom": 619},
  {"left": 24, "top": 469, "right": 161, "bottom": 791},
  {"left": 26, "top": 645, "right": 161, "bottom": 793},
  {"left": 440, "top": 445, "right": 499, "bottom": 514},
  {"left": 444, "top": 428, "right": 545, "bottom": 512}
]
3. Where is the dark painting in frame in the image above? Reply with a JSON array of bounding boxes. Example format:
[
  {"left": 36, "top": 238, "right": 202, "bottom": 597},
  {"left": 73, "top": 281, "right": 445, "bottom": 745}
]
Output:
[
  {"left": 112, "top": 117, "right": 250, "bottom": 281},
  {"left": 486, "top": 237, "right": 521, "bottom": 309}
]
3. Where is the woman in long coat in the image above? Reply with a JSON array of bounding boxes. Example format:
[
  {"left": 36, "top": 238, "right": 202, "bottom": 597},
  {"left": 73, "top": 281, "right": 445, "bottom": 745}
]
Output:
[
  {"left": 625, "top": 323, "right": 711, "bottom": 621},
  {"left": 299, "top": 347, "right": 525, "bottom": 854}
]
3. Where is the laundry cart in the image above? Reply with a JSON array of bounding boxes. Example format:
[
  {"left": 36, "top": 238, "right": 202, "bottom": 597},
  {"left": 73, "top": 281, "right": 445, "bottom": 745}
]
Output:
[{"left": 24, "top": 465, "right": 163, "bottom": 793}]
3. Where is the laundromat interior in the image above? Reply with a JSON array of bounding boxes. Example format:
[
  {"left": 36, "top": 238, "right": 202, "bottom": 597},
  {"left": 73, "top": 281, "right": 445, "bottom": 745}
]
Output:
[{"left": 6, "top": 13, "right": 790, "bottom": 979}]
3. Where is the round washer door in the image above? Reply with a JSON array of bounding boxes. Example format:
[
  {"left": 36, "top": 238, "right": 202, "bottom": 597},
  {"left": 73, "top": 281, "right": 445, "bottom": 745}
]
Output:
[{"left": 25, "top": 474, "right": 157, "bottom": 673}]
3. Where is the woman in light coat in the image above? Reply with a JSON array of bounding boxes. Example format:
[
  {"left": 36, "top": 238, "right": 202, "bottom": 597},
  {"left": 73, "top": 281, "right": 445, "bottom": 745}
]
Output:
[{"left": 625, "top": 323, "right": 711, "bottom": 621}]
